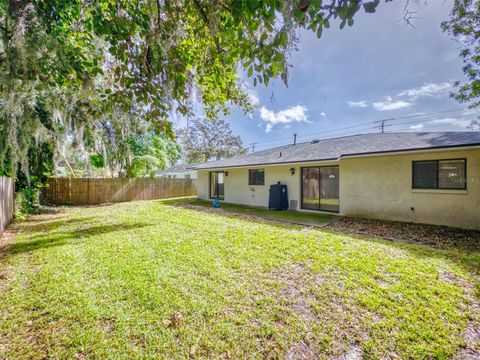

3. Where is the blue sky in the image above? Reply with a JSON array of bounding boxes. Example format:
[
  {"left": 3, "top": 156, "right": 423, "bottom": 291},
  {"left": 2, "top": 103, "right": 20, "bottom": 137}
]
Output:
[{"left": 179, "top": 1, "right": 479, "bottom": 152}]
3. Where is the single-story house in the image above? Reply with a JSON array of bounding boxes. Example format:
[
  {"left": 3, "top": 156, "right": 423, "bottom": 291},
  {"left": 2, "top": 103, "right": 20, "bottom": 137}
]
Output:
[
  {"left": 156, "top": 163, "right": 197, "bottom": 179},
  {"left": 191, "top": 132, "right": 480, "bottom": 230}
]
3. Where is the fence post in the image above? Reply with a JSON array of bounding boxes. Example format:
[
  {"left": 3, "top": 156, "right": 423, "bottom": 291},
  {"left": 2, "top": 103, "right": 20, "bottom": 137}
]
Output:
[{"left": 0, "top": 177, "right": 14, "bottom": 236}]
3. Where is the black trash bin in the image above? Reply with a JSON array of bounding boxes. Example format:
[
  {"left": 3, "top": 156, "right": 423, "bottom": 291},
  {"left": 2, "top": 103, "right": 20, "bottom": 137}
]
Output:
[{"left": 268, "top": 182, "right": 288, "bottom": 210}]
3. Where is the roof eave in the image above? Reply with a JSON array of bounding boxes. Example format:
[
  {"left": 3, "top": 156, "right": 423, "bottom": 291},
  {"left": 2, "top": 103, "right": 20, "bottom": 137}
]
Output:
[
  {"left": 192, "top": 143, "right": 480, "bottom": 170},
  {"left": 340, "top": 143, "right": 480, "bottom": 159}
]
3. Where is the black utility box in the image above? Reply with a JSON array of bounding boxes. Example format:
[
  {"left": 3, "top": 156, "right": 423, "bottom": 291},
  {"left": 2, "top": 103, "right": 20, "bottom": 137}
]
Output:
[{"left": 268, "top": 182, "right": 288, "bottom": 210}]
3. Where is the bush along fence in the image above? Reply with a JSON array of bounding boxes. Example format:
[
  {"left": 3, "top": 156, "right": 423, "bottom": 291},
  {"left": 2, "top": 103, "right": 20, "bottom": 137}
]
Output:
[
  {"left": 0, "top": 177, "right": 14, "bottom": 236},
  {"left": 42, "top": 177, "right": 197, "bottom": 205}
]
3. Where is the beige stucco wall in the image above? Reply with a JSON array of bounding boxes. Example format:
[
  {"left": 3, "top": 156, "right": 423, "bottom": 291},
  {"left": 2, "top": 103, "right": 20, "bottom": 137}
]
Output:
[
  {"left": 197, "top": 161, "right": 339, "bottom": 209},
  {"left": 340, "top": 148, "right": 480, "bottom": 229},
  {"left": 197, "top": 170, "right": 210, "bottom": 200},
  {"left": 197, "top": 147, "right": 480, "bottom": 229}
]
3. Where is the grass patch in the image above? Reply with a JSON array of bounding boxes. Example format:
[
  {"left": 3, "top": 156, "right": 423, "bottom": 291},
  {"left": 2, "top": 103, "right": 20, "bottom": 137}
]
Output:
[
  {"left": 0, "top": 200, "right": 478, "bottom": 358},
  {"left": 177, "top": 198, "right": 338, "bottom": 226},
  {"left": 474, "top": 281, "right": 480, "bottom": 300}
]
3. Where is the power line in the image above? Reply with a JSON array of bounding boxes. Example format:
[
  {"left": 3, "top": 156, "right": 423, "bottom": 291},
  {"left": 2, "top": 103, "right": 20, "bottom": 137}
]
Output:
[
  {"left": 299, "top": 124, "right": 377, "bottom": 143},
  {"left": 246, "top": 107, "right": 472, "bottom": 149},
  {"left": 300, "top": 108, "right": 469, "bottom": 139},
  {"left": 388, "top": 121, "right": 473, "bottom": 132},
  {"left": 387, "top": 113, "right": 475, "bottom": 128},
  {"left": 373, "top": 119, "right": 393, "bottom": 133}
]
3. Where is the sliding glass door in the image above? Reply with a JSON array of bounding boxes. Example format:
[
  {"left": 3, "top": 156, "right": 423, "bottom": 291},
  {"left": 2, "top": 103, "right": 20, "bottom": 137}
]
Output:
[
  {"left": 301, "top": 167, "right": 320, "bottom": 210},
  {"left": 209, "top": 171, "right": 225, "bottom": 200},
  {"left": 301, "top": 166, "right": 339, "bottom": 212}
]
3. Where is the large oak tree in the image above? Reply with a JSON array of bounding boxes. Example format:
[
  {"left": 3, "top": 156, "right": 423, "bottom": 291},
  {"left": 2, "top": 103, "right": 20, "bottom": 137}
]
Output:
[
  {"left": 177, "top": 118, "right": 246, "bottom": 163},
  {"left": 2, "top": 0, "right": 478, "bottom": 180},
  {"left": 0, "top": 0, "right": 385, "bottom": 180}
]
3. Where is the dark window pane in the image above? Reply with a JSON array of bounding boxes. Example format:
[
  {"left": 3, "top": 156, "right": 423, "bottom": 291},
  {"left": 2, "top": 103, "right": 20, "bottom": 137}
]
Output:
[
  {"left": 302, "top": 167, "right": 320, "bottom": 210},
  {"left": 413, "top": 161, "right": 438, "bottom": 189},
  {"left": 439, "top": 160, "right": 466, "bottom": 189},
  {"left": 249, "top": 169, "right": 264, "bottom": 185}
]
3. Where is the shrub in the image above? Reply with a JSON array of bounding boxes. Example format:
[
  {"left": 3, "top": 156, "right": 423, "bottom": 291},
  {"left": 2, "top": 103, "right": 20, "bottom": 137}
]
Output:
[{"left": 15, "top": 187, "right": 41, "bottom": 218}]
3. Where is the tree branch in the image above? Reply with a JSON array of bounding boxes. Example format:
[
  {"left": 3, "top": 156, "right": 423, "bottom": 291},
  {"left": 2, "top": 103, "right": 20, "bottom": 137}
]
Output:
[{"left": 192, "top": 0, "right": 209, "bottom": 25}]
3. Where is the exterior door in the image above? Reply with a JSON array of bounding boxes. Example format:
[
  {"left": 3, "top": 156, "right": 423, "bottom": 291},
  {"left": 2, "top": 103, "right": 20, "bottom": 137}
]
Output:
[
  {"left": 209, "top": 171, "right": 225, "bottom": 200},
  {"left": 301, "top": 166, "right": 339, "bottom": 212}
]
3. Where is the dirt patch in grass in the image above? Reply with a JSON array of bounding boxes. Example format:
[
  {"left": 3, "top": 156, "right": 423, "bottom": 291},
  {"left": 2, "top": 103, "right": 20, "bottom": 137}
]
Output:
[
  {"left": 334, "top": 345, "right": 362, "bottom": 360},
  {"left": 263, "top": 264, "right": 370, "bottom": 359},
  {"left": 439, "top": 270, "right": 480, "bottom": 359},
  {"left": 327, "top": 217, "right": 480, "bottom": 251},
  {"left": 271, "top": 264, "right": 317, "bottom": 322},
  {"left": 286, "top": 340, "right": 317, "bottom": 360},
  {"left": 0, "top": 228, "right": 19, "bottom": 256},
  {"left": 97, "top": 318, "right": 117, "bottom": 335},
  {"left": 276, "top": 264, "right": 320, "bottom": 358}
]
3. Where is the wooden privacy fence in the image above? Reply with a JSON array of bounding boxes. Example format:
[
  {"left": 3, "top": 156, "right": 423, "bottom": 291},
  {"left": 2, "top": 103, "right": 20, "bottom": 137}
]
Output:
[
  {"left": 43, "top": 178, "right": 197, "bottom": 205},
  {"left": 0, "top": 177, "right": 14, "bottom": 236}
]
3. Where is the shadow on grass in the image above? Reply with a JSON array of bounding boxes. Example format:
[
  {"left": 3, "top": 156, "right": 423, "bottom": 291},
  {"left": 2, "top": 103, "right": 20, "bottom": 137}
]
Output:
[
  {"left": 15, "top": 216, "right": 99, "bottom": 233},
  {"left": 322, "top": 227, "right": 480, "bottom": 276},
  {"left": 159, "top": 197, "right": 338, "bottom": 227},
  {"left": 1, "top": 223, "right": 152, "bottom": 260},
  {"left": 159, "top": 198, "right": 480, "bottom": 276}
]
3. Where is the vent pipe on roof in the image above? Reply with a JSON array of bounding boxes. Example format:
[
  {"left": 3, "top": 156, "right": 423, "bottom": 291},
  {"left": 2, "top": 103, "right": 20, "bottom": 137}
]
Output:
[
  {"left": 293, "top": 133, "right": 297, "bottom": 145},
  {"left": 311, "top": 139, "right": 320, "bottom": 144}
]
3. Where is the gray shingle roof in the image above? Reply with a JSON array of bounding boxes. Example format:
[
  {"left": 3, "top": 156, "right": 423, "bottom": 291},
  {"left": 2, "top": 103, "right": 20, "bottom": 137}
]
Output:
[{"left": 191, "top": 132, "right": 480, "bottom": 170}]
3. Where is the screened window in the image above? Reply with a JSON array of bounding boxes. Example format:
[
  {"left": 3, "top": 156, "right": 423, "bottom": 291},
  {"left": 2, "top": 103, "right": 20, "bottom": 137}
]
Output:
[
  {"left": 412, "top": 159, "right": 466, "bottom": 190},
  {"left": 248, "top": 169, "right": 265, "bottom": 186}
]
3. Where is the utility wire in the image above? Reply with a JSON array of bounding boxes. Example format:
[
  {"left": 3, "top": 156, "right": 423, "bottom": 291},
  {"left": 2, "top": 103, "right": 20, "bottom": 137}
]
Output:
[{"left": 247, "top": 107, "right": 472, "bottom": 150}]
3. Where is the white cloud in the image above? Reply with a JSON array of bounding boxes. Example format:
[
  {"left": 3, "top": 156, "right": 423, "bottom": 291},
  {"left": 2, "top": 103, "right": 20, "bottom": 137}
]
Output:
[
  {"left": 320, "top": 112, "right": 327, "bottom": 117},
  {"left": 248, "top": 92, "right": 259, "bottom": 106},
  {"left": 372, "top": 99, "right": 413, "bottom": 111},
  {"left": 347, "top": 100, "right": 368, "bottom": 108},
  {"left": 428, "top": 117, "right": 471, "bottom": 128},
  {"left": 398, "top": 82, "right": 452, "bottom": 100},
  {"left": 241, "top": 82, "right": 260, "bottom": 108},
  {"left": 410, "top": 123, "right": 424, "bottom": 130},
  {"left": 245, "top": 89, "right": 259, "bottom": 106},
  {"left": 461, "top": 108, "right": 478, "bottom": 116},
  {"left": 429, "top": 118, "right": 457, "bottom": 124},
  {"left": 259, "top": 105, "right": 309, "bottom": 132},
  {"left": 404, "top": 112, "right": 427, "bottom": 117}
]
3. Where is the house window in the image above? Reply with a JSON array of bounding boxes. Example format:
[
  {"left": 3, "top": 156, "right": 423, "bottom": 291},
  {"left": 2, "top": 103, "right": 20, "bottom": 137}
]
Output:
[
  {"left": 248, "top": 169, "right": 265, "bottom": 186},
  {"left": 412, "top": 159, "right": 466, "bottom": 190}
]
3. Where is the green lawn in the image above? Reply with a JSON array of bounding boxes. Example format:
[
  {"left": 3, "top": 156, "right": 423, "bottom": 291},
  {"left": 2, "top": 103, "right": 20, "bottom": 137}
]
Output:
[
  {"left": 0, "top": 200, "right": 479, "bottom": 359},
  {"left": 181, "top": 198, "right": 338, "bottom": 226}
]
